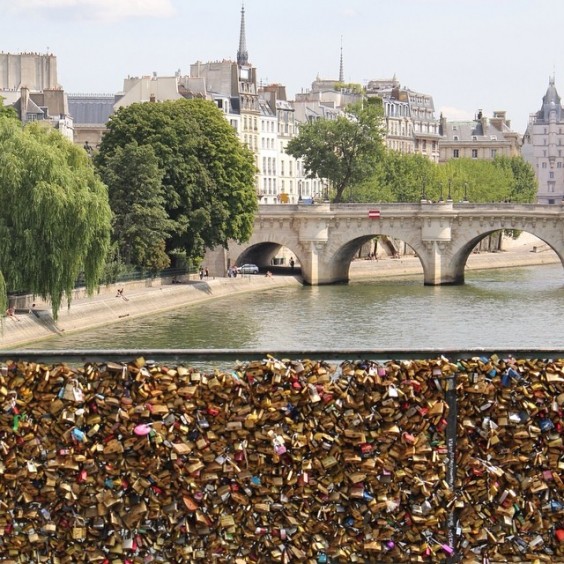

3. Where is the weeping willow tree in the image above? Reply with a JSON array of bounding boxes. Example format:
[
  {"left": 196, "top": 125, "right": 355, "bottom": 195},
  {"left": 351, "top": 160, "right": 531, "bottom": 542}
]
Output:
[{"left": 0, "top": 119, "right": 112, "bottom": 319}]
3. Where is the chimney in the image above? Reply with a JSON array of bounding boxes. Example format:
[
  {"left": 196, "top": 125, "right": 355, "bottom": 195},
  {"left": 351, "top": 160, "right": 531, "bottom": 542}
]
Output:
[
  {"left": 20, "top": 86, "right": 30, "bottom": 115},
  {"left": 480, "top": 113, "right": 488, "bottom": 135}
]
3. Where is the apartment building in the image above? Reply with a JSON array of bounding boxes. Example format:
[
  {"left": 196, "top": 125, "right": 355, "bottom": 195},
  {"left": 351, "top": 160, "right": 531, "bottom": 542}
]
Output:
[
  {"left": 439, "top": 110, "right": 520, "bottom": 163},
  {"left": 366, "top": 77, "right": 441, "bottom": 162},
  {"left": 0, "top": 52, "right": 73, "bottom": 140},
  {"left": 522, "top": 78, "right": 564, "bottom": 204}
]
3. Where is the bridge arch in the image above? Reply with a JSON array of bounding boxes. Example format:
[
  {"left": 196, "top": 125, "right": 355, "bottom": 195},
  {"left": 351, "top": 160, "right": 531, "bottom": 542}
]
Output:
[
  {"left": 448, "top": 224, "right": 564, "bottom": 284},
  {"left": 325, "top": 234, "right": 428, "bottom": 284}
]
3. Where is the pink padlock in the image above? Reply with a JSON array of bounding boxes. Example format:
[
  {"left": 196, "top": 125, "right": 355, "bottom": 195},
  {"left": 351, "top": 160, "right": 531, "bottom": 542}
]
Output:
[
  {"left": 441, "top": 544, "right": 454, "bottom": 555},
  {"left": 134, "top": 423, "right": 152, "bottom": 436},
  {"left": 272, "top": 436, "right": 286, "bottom": 454}
]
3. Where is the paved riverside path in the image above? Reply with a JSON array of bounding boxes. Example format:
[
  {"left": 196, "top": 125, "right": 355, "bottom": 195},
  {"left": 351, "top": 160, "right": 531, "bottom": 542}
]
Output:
[{"left": 0, "top": 235, "right": 560, "bottom": 349}]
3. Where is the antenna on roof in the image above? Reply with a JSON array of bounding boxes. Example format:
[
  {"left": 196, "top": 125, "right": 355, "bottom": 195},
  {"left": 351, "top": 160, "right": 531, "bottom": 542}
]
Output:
[{"left": 339, "top": 36, "right": 344, "bottom": 83}]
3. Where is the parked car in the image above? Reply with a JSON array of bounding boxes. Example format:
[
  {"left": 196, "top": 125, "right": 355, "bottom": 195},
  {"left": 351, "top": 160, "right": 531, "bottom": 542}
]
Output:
[{"left": 237, "top": 264, "right": 259, "bottom": 274}]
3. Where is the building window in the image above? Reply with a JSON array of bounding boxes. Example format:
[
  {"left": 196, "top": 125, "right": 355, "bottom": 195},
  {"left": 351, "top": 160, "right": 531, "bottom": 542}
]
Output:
[
  {"left": 453, "top": 135, "right": 459, "bottom": 141},
  {"left": 558, "top": 162, "right": 562, "bottom": 168},
  {"left": 550, "top": 172, "right": 554, "bottom": 179},
  {"left": 542, "top": 162, "right": 547, "bottom": 168},
  {"left": 491, "top": 149, "right": 497, "bottom": 158},
  {"left": 453, "top": 149, "right": 459, "bottom": 158},
  {"left": 472, "top": 149, "right": 478, "bottom": 159}
]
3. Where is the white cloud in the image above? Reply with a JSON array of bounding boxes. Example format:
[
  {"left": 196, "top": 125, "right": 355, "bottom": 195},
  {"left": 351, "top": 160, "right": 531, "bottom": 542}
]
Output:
[{"left": 2, "top": 0, "right": 175, "bottom": 21}]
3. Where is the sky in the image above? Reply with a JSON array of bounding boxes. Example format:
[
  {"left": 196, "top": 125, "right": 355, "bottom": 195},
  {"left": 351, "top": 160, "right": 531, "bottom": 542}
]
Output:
[{"left": 2, "top": 0, "right": 564, "bottom": 134}]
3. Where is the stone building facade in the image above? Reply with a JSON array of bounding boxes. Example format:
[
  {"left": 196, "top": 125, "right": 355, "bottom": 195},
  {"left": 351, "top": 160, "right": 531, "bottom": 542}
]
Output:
[
  {"left": 522, "top": 78, "right": 564, "bottom": 204},
  {"left": 0, "top": 52, "right": 73, "bottom": 140},
  {"left": 438, "top": 110, "right": 520, "bottom": 163},
  {"left": 365, "top": 77, "right": 441, "bottom": 162}
]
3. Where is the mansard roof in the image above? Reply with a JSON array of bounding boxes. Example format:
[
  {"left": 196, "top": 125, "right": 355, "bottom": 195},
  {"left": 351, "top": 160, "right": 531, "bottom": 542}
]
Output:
[
  {"left": 258, "top": 98, "right": 275, "bottom": 117},
  {"left": 442, "top": 115, "right": 515, "bottom": 142},
  {"left": 67, "top": 94, "right": 116, "bottom": 125}
]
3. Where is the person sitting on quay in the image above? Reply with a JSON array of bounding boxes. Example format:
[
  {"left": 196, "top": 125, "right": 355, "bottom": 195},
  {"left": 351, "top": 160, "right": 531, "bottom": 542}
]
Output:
[
  {"left": 5, "top": 307, "right": 19, "bottom": 321},
  {"left": 116, "top": 288, "right": 129, "bottom": 301}
]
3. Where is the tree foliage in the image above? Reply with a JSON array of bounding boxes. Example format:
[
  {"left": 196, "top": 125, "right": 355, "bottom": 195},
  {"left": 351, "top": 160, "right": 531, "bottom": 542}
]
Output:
[
  {"left": 286, "top": 99, "right": 385, "bottom": 203},
  {"left": 435, "top": 157, "right": 536, "bottom": 203},
  {"left": 96, "top": 99, "right": 258, "bottom": 262},
  {"left": 493, "top": 155, "right": 537, "bottom": 202},
  {"left": 0, "top": 120, "right": 112, "bottom": 318},
  {"left": 354, "top": 151, "right": 440, "bottom": 202},
  {"left": 99, "top": 143, "right": 173, "bottom": 271},
  {"left": 0, "top": 97, "right": 17, "bottom": 121},
  {"left": 350, "top": 152, "right": 538, "bottom": 204}
]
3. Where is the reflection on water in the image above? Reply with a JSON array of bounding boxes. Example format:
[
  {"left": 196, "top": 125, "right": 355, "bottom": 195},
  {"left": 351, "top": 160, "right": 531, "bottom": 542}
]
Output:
[{"left": 25, "top": 264, "right": 564, "bottom": 351}]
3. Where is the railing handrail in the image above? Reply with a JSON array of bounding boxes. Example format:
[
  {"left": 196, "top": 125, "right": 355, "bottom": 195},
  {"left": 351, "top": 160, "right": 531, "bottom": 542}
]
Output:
[{"left": 1, "top": 348, "right": 562, "bottom": 364}]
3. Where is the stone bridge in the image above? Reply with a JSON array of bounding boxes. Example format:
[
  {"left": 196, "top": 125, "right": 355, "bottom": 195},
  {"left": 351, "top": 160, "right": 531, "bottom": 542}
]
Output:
[{"left": 204, "top": 202, "right": 564, "bottom": 285}]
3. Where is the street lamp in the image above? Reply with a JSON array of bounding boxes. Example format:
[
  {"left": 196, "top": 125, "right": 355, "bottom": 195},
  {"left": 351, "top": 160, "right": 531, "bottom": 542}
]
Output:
[
  {"left": 438, "top": 183, "right": 444, "bottom": 203},
  {"left": 463, "top": 182, "right": 469, "bottom": 203},
  {"left": 298, "top": 180, "right": 302, "bottom": 203},
  {"left": 447, "top": 179, "right": 453, "bottom": 202},
  {"left": 421, "top": 181, "right": 427, "bottom": 203}
]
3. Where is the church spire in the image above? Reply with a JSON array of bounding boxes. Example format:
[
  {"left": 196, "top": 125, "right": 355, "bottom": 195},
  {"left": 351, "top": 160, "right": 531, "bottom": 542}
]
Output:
[
  {"left": 237, "top": 2, "right": 248, "bottom": 66},
  {"left": 339, "top": 36, "right": 344, "bottom": 83}
]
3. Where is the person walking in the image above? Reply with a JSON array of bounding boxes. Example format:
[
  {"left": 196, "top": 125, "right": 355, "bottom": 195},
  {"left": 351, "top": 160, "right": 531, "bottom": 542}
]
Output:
[{"left": 289, "top": 257, "right": 295, "bottom": 272}]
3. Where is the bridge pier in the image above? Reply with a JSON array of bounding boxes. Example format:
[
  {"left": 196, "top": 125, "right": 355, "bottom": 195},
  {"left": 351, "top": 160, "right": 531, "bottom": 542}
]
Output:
[
  {"left": 421, "top": 240, "right": 462, "bottom": 285},
  {"left": 299, "top": 241, "right": 323, "bottom": 285},
  {"left": 420, "top": 202, "right": 462, "bottom": 285}
]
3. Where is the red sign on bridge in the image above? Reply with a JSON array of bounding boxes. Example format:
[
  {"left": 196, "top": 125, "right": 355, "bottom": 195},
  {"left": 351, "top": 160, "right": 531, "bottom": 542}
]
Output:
[{"left": 368, "top": 210, "right": 381, "bottom": 219}]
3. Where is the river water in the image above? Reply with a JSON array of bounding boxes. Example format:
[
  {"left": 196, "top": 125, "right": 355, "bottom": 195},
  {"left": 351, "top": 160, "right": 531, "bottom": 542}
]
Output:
[{"left": 26, "top": 263, "right": 564, "bottom": 352}]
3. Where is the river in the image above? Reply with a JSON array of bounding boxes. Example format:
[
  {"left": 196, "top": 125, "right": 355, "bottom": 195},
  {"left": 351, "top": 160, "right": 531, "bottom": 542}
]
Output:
[{"left": 24, "top": 263, "right": 564, "bottom": 351}]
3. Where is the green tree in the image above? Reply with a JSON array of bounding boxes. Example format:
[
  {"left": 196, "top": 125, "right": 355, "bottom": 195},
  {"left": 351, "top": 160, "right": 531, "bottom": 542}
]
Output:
[
  {"left": 0, "top": 120, "right": 111, "bottom": 318},
  {"left": 96, "top": 99, "right": 258, "bottom": 262},
  {"left": 99, "top": 143, "right": 174, "bottom": 271},
  {"left": 493, "top": 155, "right": 537, "bottom": 202},
  {"left": 437, "top": 159, "right": 513, "bottom": 202},
  {"left": 0, "top": 96, "right": 17, "bottom": 121},
  {"left": 286, "top": 98, "right": 385, "bottom": 203},
  {"left": 350, "top": 150, "right": 443, "bottom": 203}
]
